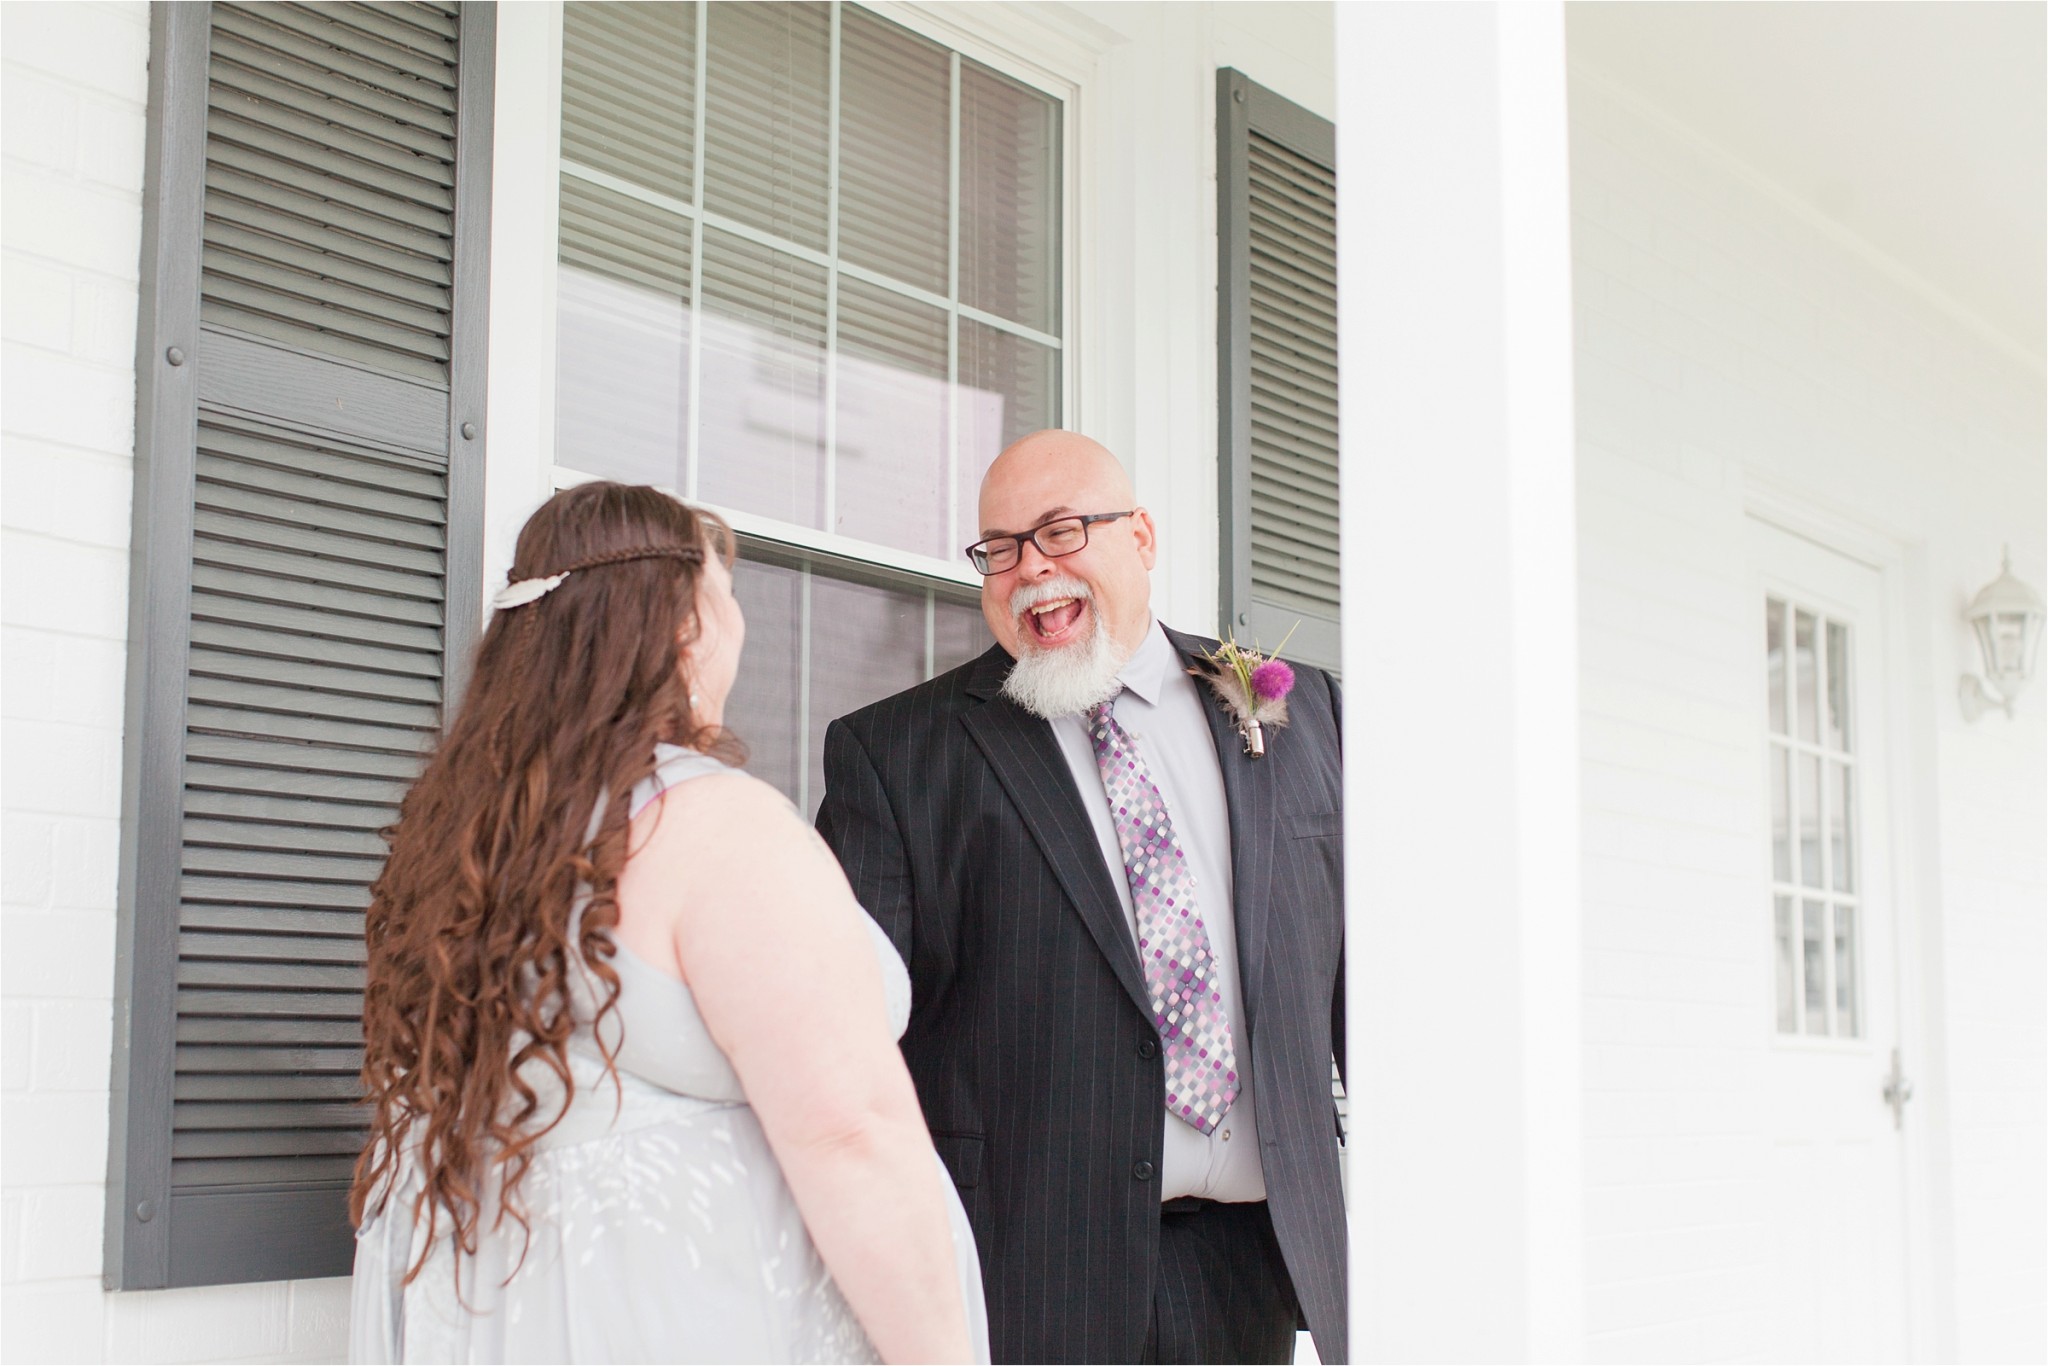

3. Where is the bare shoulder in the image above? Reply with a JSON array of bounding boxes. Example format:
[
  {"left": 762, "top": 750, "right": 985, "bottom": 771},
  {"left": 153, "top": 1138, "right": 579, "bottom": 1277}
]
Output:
[{"left": 630, "top": 769, "right": 830, "bottom": 866}]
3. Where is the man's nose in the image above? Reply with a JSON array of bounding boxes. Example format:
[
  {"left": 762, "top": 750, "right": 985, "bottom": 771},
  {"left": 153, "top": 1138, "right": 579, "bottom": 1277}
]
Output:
[{"left": 1014, "top": 538, "right": 1059, "bottom": 579}]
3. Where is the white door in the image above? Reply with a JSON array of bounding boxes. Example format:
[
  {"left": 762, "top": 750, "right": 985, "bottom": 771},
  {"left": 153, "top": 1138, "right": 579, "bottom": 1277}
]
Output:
[{"left": 1752, "top": 519, "right": 1911, "bottom": 1362}]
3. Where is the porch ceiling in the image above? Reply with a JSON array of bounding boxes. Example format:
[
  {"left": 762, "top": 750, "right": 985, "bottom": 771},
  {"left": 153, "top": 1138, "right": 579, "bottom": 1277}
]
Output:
[{"left": 1567, "top": 1, "right": 2046, "bottom": 364}]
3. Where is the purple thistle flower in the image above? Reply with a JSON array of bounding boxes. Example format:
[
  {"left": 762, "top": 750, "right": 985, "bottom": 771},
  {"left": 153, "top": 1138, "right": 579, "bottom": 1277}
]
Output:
[{"left": 1251, "top": 658, "right": 1295, "bottom": 701}]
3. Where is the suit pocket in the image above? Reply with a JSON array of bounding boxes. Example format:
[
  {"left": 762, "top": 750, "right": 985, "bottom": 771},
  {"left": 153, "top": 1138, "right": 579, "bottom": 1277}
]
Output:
[
  {"left": 931, "top": 1131, "right": 985, "bottom": 1189},
  {"left": 1285, "top": 810, "right": 1342, "bottom": 840}
]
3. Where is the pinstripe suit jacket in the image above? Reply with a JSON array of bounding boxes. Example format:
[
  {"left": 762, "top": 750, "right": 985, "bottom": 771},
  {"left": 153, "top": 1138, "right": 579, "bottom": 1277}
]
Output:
[{"left": 817, "top": 625, "right": 1348, "bottom": 1364}]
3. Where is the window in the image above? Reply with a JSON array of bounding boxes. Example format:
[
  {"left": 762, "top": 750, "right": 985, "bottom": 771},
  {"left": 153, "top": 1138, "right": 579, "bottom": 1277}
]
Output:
[
  {"left": 1216, "top": 69, "right": 1338, "bottom": 672},
  {"left": 1766, "top": 597, "right": 1862, "bottom": 1037},
  {"left": 109, "top": 2, "right": 493, "bottom": 1287},
  {"left": 556, "top": 1, "right": 1065, "bottom": 800}
]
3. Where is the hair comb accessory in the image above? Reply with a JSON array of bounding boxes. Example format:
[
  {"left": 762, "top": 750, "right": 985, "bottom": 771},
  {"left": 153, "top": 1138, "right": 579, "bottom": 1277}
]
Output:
[
  {"left": 491, "top": 572, "right": 570, "bottom": 610},
  {"left": 490, "top": 544, "right": 707, "bottom": 612}
]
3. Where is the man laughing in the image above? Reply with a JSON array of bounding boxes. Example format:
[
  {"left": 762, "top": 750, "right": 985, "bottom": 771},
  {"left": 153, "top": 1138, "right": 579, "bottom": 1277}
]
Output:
[{"left": 817, "top": 430, "right": 1349, "bottom": 1364}]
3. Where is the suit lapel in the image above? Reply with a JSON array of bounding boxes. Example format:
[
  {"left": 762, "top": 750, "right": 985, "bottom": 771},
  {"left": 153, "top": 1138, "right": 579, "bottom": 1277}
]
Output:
[
  {"left": 960, "top": 647, "right": 1154, "bottom": 1021},
  {"left": 1164, "top": 626, "right": 1276, "bottom": 1034}
]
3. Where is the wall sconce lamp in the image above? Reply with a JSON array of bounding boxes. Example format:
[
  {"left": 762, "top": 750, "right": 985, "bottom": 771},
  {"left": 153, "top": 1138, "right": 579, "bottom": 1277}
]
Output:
[{"left": 1959, "top": 546, "right": 2044, "bottom": 722}]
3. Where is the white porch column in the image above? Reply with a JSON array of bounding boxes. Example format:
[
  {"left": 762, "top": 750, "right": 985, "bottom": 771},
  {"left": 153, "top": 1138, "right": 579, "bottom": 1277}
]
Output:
[{"left": 1338, "top": 4, "right": 1583, "bottom": 1360}]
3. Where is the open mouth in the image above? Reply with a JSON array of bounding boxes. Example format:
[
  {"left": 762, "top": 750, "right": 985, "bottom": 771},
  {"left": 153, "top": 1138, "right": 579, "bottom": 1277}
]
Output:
[{"left": 1022, "top": 596, "right": 1089, "bottom": 649}]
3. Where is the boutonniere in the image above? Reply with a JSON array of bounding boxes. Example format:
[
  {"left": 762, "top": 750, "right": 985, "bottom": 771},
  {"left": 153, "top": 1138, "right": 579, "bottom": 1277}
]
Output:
[{"left": 1189, "top": 628, "right": 1298, "bottom": 759}]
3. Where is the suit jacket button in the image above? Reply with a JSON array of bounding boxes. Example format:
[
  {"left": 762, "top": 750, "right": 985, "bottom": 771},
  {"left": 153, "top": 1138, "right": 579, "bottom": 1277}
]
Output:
[
  {"left": 1133, "top": 1160, "right": 1154, "bottom": 1181},
  {"left": 1138, "top": 1038, "right": 1157, "bottom": 1059}
]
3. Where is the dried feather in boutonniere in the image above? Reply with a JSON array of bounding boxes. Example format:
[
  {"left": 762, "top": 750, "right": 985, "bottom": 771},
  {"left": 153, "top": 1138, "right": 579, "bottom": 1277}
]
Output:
[{"left": 1190, "top": 626, "right": 1299, "bottom": 758}]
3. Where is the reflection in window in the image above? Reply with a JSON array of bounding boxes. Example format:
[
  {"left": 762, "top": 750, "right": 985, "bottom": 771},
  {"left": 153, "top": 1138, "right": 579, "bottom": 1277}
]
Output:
[
  {"left": 556, "top": 1, "right": 1063, "bottom": 563},
  {"left": 1765, "top": 595, "right": 1861, "bottom": 1038},
  {"left": 727, "top": 545, "right": 992, "bottom": 817}
]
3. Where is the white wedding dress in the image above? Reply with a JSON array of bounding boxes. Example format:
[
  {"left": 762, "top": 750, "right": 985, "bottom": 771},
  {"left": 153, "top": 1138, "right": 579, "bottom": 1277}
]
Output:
[{"left": 350, "top": 746, "right": 989, "bottom": 1363}]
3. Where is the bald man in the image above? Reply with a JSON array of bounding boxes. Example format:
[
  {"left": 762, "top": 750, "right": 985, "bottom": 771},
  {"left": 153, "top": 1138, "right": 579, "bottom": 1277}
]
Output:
[{"left": 817, "top": 432, "right": 1347, "bottom": 1364}]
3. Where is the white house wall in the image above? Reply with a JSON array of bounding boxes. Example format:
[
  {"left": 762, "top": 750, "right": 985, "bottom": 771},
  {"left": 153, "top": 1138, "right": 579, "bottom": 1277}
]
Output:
[
  {"left": 0, "top": 3, "right": 1334, "bottom": 1362},
  {"left": 1569, "top": 70, "right": 2045, "bottom": 1363}
]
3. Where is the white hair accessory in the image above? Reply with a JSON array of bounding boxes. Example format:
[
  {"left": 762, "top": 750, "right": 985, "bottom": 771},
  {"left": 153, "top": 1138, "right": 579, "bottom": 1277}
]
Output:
[{"left": 491, "top": 572, "right": 570, "bottom": 610}]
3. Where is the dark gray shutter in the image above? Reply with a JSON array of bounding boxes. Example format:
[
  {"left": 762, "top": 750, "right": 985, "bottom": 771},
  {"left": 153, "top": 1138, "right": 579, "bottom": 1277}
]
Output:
[
  {"left": 107, "top": 0, "right": 492, "bottom": 1290},
  {"left": 1217, "top": 69, "right": 1338, "bottom": 672}
]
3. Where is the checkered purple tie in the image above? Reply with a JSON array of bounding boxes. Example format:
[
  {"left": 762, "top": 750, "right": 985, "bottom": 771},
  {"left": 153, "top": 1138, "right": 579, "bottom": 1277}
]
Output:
[{"left": 1087, "top": 694, "right": 1239, "bottom": 1135}]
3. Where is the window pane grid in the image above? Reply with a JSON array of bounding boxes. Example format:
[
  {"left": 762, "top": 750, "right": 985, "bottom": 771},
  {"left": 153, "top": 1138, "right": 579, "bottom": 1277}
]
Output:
[
  {"left": 1766, "top": 594, "right": 1861, "bottom": 1040},
  {"left": 558, "top": 0, "right": 1064, "bottom": 568}
]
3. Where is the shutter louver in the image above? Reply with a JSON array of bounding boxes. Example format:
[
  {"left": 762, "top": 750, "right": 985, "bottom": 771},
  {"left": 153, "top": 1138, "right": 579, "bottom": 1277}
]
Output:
[
  {"left": 1218, "top": 72, "right": 1339, "bottom": 671},
  {"left": 111, "top": 0, "right": 490, "bottom": 1289}
]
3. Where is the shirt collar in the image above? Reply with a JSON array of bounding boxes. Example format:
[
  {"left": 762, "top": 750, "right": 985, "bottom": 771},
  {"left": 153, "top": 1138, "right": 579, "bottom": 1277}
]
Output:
[{"left": 1113, "top": 618, "right": 1174, "bottom": 707}]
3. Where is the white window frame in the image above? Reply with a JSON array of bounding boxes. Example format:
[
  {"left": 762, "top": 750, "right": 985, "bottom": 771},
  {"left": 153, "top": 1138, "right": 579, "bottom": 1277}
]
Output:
[{"left": 526, "top": 0, "right": 1089, "bottom": 595}]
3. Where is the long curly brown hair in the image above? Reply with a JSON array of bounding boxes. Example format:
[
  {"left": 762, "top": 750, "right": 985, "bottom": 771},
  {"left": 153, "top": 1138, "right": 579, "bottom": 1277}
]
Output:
[{"left": 350, "top": 481, "right": 739, "bottom": 1280}]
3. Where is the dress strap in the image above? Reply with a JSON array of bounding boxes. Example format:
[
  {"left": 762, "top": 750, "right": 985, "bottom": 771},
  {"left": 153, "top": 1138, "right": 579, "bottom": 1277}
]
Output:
[{"left": 629, "top": 743, "right": 737, "bottom": 820}]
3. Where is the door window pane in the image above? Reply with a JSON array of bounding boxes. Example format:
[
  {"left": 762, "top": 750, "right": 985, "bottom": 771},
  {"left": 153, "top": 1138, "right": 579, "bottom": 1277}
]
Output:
[
  {"left": 1770, "top": 744, "right": 1791, "bottom": 883},
  {"left": 1798, "top": 754, "right": 1824, "bottom": 888},
  {"left": 1774, "top": 894, "right": 1797, "bottom": 1033},
  {"left": 1794, "top": 609, "right": 1819, "bottom": 743},
  {"left": 1766, "top": 598, "right": 1786, "bottom": 735},
  {"left": 1830, "top": 761, "right": 1855, "bottom": 894},
  {"left": 1825, "top": 620, "right": 1851, "bottom": 751},
  {"left": 1834, "top": 904, "right": 1858, "bottom": 1038},
  {"left": 1801, "top": 900, "right": 1828, "bottom": 1035}
]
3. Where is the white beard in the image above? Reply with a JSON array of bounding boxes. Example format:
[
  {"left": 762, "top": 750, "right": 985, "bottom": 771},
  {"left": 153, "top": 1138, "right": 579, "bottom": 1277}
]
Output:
[{"left": 1000, "top": 577, "right": 1133, "bottom": 719}]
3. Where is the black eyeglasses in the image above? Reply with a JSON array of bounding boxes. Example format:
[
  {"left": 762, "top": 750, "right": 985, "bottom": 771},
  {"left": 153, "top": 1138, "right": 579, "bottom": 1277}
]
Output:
[{"left": 964, "top": 511, "right": 1136, "bottom": 576}]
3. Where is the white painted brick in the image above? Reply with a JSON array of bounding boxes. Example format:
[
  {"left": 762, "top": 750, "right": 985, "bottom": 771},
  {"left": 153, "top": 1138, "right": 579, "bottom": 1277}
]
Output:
[
  {"left": 0, "top": 346, "right": 135, "bottom": 458},
  {"left": 0, "top": 1002, "right": 32, "bottom": 1092},
  {"left": 0, "top": 531, "right": 130, "bottom": 640},
  {"left": 0, "top": 170, "right": 144, "bottom": 280},
  {"left": 0, "top": 1094, "right": 109, "bottom": 1186},
  {"left": 0, "top": 719, "right": 122, "bottom": 818},
  {"left": 0, "top": 68, "right": 79, "bottom": 174},
  {"left": 0, "top": 2, "right": 149, "bottom": 103},
  {"left": 75, "top": 98, "right": 147, "bottom": 194},
  {"left": 2, "top": 812, "right": 56, "bottom": 908},
  {"left": 72, "top": 273, "right": 142, "bottom": 368},
  {"left": 0, "top": 1191, "right": 22, "bottom": 1283},
  {"left": 4, "top": 912, "right": 115, "bottom": 999},
  {"left": 106, "top": 1279, "right": 291, "bottom": 1364},
  {"left": 29, "top": 999, "right": 115, "bottom": 1091},
  {"left": 16, "top": 1185, "right": 105, "bottom": 1283},
  {"left": 1, "top": 1278, "right": 108, "bottom": 1362},
  {"left": 1, "top": 444, "right": 134, "bottom": 548},
  {"left": 0, "top": 628, "right": 128, "bottom": 728},
  {"left": 1, "top": 253, "right": 76, "bottom": 351},
  {"left": 51, "top": 819, "right": 121, "bottom": 913}
]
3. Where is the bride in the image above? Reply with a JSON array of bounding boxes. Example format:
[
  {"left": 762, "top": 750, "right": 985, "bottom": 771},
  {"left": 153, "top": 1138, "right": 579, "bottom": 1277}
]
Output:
[{"left": 349, "top": 481, "right": 985, "bottom": 1363}]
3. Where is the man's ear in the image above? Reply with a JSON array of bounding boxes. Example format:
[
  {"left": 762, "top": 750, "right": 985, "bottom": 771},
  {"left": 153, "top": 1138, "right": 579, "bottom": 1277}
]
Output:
[{"left": 1131, "top": 507, "right": 1159, "bottom": 571}]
